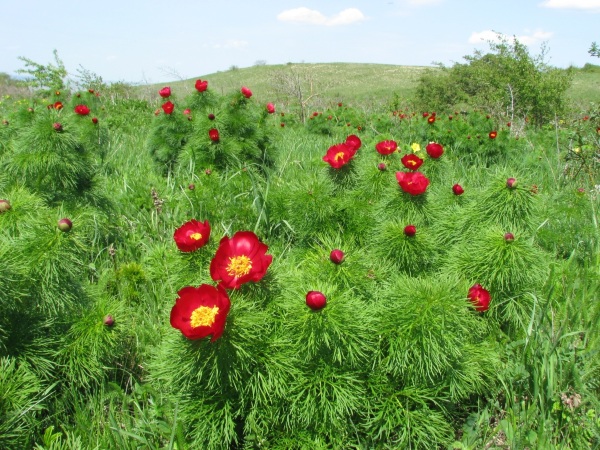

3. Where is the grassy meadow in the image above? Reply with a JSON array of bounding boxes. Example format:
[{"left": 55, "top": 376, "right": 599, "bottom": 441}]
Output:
[{"left": 0, "top": 60, "right": 599, "bottom": 449}]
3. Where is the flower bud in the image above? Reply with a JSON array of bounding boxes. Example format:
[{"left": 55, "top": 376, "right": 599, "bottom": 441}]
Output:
[
  {"left": 306, "top": 291, "right": 327, "bottom": 310},
  {"left": 208, "top": 113, "right": 215, "bottom": 120},
  {"left": 0, "top": 199, "right": 11, "bottom": 213},
  {"left": 377, "top": 162, "right": 387, "bottom": 171},
  {"left": 329, "top": 249, "right": 345, "bottom": 264},
  {"left": 188, "top": 184, "right": 195, "bottom": 190},
  {"left": 506, "top": 178, "right": 518, "bottom": 189},
  {"left": 92, "top": 117, "right": 98, "bottom": 124},
  {"left": 205, "top": 168, "right": 212, "bottom": 175},
  {"left": 452, "top": 184, "right": 464, "bottom": 195},
  {"left": 404, "top": 225, "right": 416, "bottom": 237},
  {"left": 103, "top": 314, "right": 114, "bottom": 327},
  {"left": 53, "top": 122, "right": 63, "bottom": 132},
  {"left": 57, "top": 218, "right": 72, "bottom": 232},
  {"left": 504, "top": 232, "right": 514, "bottom": 242}
]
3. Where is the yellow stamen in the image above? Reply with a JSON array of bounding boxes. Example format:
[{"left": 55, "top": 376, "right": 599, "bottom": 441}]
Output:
[
  {"left": 334, "top": 151, "right": 346, "bottom": 161},
  {"left": 190, "top": 306, "right": 219, "bottom": 328},
  {"left": 227, "top": 255, "right": 252, "bottom": 277},
  {"left": 190, "top": 232, "right": 202, "bottom": 241}
]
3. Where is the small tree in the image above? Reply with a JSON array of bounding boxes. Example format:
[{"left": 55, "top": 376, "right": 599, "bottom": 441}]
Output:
[
  {"left": 589, "top": 41, "right": 600, "bottom": 58},
  {"left": 16, "top": 49, "right": 68, "bottom": 97},
  {"left": 269, "top": 64, "right": 332, "bottom": 123},
  {"left": 416, "top": 34, "right": 573, "bottom": 125}
]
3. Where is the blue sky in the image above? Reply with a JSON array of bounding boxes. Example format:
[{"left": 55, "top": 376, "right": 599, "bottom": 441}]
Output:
[{"left": 2, "top": 0, "right": 599, "bottom": 84}]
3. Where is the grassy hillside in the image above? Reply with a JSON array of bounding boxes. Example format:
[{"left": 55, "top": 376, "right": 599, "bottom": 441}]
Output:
[{"left": 135, "top": 62, "right": 600, "bottom": 109}]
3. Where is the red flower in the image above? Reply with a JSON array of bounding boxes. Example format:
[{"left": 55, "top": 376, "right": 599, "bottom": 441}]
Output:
[
  {"left": 403, "top": 225, "right": 416, "bottom": 237},
  {"left": 489, "top": 131, "right": 498, "bottom": 139},
  {"left": 395, "top": 171, "right": 430, "bottom": 196},
  {"left": 422, "top": 112, "right": 429, "bottom": 118},
  {"left": 323, "top": 143, "right": 355, "bottom": 169},
  {"left": 210, "top": 231, "right": 273, "bottom": 290},
  {"left": 162, "top": 101, "right": 174, "bottom": 115},
  {"left": 401, "top": 153, "right": 424, "bottom": 170},
  {"left": 195, "top": 79, "right": 208, "bottom": 92},
  {"left": 170, "top": 284, "right": 231, "bottom": 341},
  {"left": 425, "top": 142, "right": 444, "bottom": 158},
  {"left": 74, "top": 104, "right": 90, "bottom": 115},
  {"left": 467, "top": 284, "right": 491, "bottom": 312},
  {"left": 208, "top": 128, "right": 220, "bottom": 142},
  {"left": 427, "top": 115, "right": 436, "bottom": 124},
  {"left": 330, "top": 249, "right": 345, "bottom": 264},
  {"left": 241, "top": 86, "right": 253, "bottom": 98},
  {"left": 159, "top": 86, "right": 171, "bottom": 98},
  {"left": 266, "top": 102, "right": 275, "bottom": 114},
  {"left": 375, "top": 140, "right": 398, "bottom": 155},
  {"left": 173, "top": 219, "right": 211, "bottom": 252},
  {"left": 452, "top": 184, "right": 464, "bottom": 195},
  {"left": 345, "top": 134, "right": 362, "bottom": 151},
  {"left": 306, "top": 291, "right": 327, "bottom": 310}
]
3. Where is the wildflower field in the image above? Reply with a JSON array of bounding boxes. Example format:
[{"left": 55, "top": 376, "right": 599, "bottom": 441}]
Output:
[{"left": 0, "top": 54, "right": 599, "bottom": 449}]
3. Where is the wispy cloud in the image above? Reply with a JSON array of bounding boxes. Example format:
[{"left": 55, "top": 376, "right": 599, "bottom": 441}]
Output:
[
  {"left": 540, "top": 0, "right": 600, "bottom": 12},
  {"left": 468, "top": 30, "right": 553, "bottom": 46},
  {"left": 277, "top": 7, "right": 366, "bottom": 26}
]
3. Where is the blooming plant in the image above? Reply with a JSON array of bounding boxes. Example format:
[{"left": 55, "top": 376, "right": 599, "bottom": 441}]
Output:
[
  {"left": 195, "top": 79, "right": 208, "bottom": 92},
  {"left": 401, "top": 153, "right": 424, "bottom": 170},
  {"left": 208, "top": 128, "right": 220, "bottom": 142},
  {"left": 158, "top": 86, "right": 171, "bottom": 98},
  {"left": 375, "top": 140, "right": 398, "bottom": 155},
  {"left": 74, "top": 104, "right": 90, "bottom": 115},
  {"left": 210, "top": 231, "right": 273, "bottom": 290},
  {"left": 173, "top": 219, "right": 211, "bottom": 252},
  {"left": 161, "top": 101, "right": 174, "bottom": 115},
  {"left": 241, "top": 86, "right": 253, "bottom": 98},
  {"left": 395, "top": 171, "right": 430, "bottom": 195},
  {"left": 426, "top": 142, "right": 444, "bottom": 158},
  {"left": 170, "top": 284, "right": 231, "bottom": 341},
  {"left": 322, "top": 143, "right": 356, "bottom": 169},
  {"left": 467, "top": 283, "right": 491, "bottom": 312}
]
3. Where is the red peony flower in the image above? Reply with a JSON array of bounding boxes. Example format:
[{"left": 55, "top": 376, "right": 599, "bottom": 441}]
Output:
[
  {"left": 489, "top": 131, "right": 498, "bottom": 139},
  {"left": 375, "top": 140, "right": 398, "bottom": 155},
  {"left": 395, "top": 171, "right": 430, "bottom": 196},
  {"left": 452, "top": 184, "right": 464, "bottom": 195},
  {"left": 323, "top": 143, "right": 355, "bottom": 169},
  {"left": 162, "top": 101, "right": 174, "bottom": 115},
  {"left": 170, "top": 284, "right": 231, "bottom": 341},
  {"left": 401, "top": 153, "right": 424, "bottom": 170},
  {"left": 330, "top": 249, "right": 345, "bottom": 264},
  {"left": 195, "top": 79, "right": 208, "bottom": 92},
  {"left": 427, "top": 115, "right": 436, "bottom": 124},
  {"left": 425, "top": 142, "right": 444, "bottom": 158},
  {"left": 467, "top": 284, "right": 491, "bottom": 312},
  {"left": 210, "top": 231, "right": 273, "bottom": 290},
  {"left": 345, "top": 134, "right": 362, "bottom": 151},
  {"left": 266, "top": 102, "right": 275, "bottom": 114},
  {"left": 159, "top": 86, "right": 171, "bottom": 98},
  {"left": 306, "top": 291, "right": 327, "bottom": 310},
  {"left": 241, "top": 86, "right": 253, "bottom": 98},
  {"left": 173, "top": 219, "right": 211, "bottom": 252},
  {"left": 74, "top": 104, "right": 90, "bottom": 115},
  {"left": 209, "top": 128, "right": 220, "bottom": 142}
]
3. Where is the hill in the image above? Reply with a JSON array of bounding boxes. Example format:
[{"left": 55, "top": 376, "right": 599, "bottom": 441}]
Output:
[{"left": 134, "top": 62, "right": 600, "bottom": 109}]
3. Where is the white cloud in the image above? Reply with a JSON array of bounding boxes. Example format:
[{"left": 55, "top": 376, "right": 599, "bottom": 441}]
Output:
[
  {"left": 468, "top": 30, "right": 553, "bottom": 46},
  {"left": 540, "top": 0, "right": 600, "bottom": 11},
  {"left": 277, "top": 7, "right": 366, "bottom": 26}
]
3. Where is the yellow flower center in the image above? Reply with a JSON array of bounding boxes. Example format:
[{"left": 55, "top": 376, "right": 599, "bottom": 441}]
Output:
[
  {"left": 190, "top": 306, "right": 219, "bottom": 328},
  {"left": 334, "top": 151, "right": 346, "bottom": 161},
  {"left": 190, "top": 232, "right": 202, "bottom": 241},
  {"left": 408, "top": 160, "right": 416, "bottom": 166},
  {"left": 227, "top": 255, "right": 253, "bottom": 277}
]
